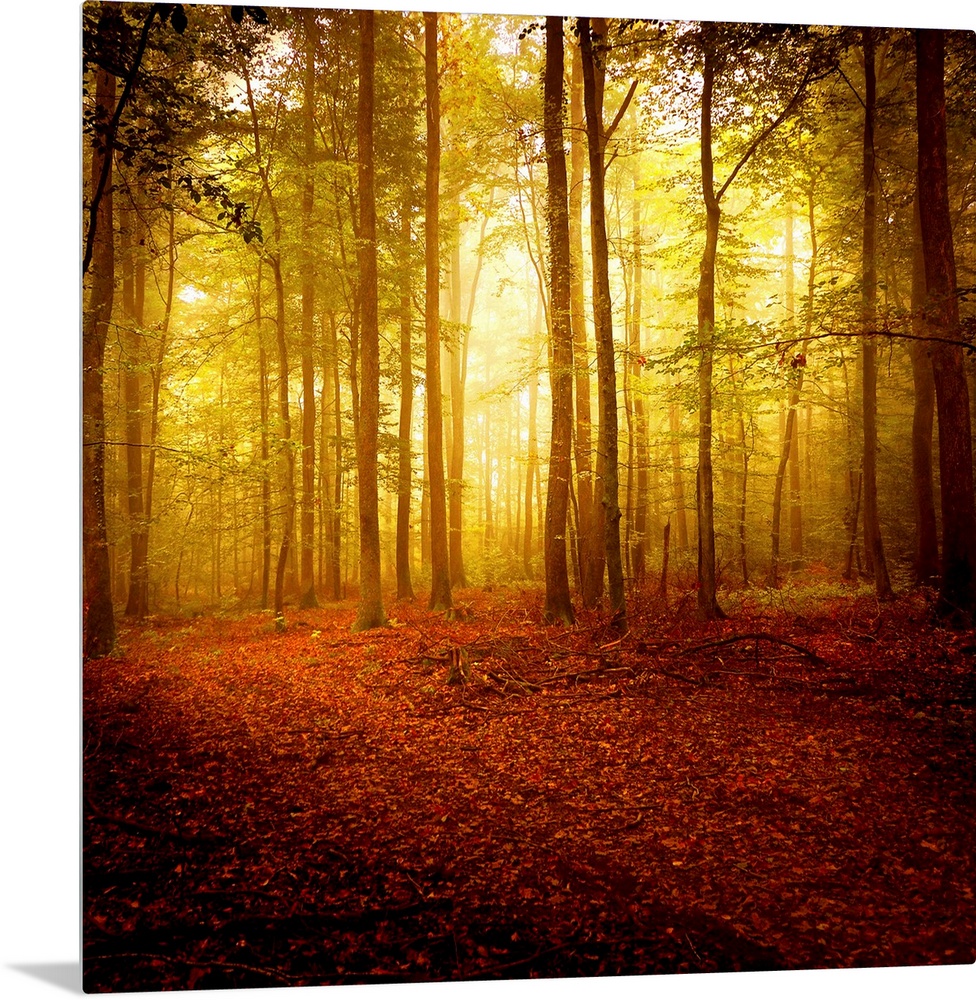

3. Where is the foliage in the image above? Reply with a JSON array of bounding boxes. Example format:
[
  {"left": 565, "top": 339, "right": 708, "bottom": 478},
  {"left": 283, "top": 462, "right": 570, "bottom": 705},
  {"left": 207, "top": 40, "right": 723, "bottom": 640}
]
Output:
[{"left": 84, "top": 587, "right": 976, "bottom": 989}]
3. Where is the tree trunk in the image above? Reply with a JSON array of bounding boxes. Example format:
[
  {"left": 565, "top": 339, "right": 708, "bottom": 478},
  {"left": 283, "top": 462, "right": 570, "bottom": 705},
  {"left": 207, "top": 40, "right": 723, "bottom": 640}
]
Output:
[
  {"left": 396, "top": 195, "right": 415, "bottom": 600},
  {"left": 910, "top": 193, "right": 940, "bottom": 585},
  {"left": 245, "top": 70, "right": 295, "bottom": 626},
  {"left": 270, "top": 253, "right": 295, "bottom": 627},
  {"left": 569, "top": 38, "right": 600, "bottom": 608},
  {"left": 767, "top": 372, "right": 804, "bottom": 588},
  {"left": 143, "top": 189, "right": 175, "bottom": 608},
  {"left": 916, "top": 29, "right": 976, "bottom": 622},
  {"left": 768, "top": 206, "right": 805, "bottom": 589},
  {"left": 424, "top": 11, "right": 452, "bottom": 612},
  {"left": 82, "top": 59, "right": 118, "bottom": 657},
  {"left": 860, "top": 27, "right": 894, "bottom": 601},
  {"left": 786, "top": 204, "right": 803, "bottom": 564},
  {"left": 579, "top": 16, "right": 625, "bottom": 627},
  {"left": 330, "top": 314, "right": 344, "bottom": 600},
  {"left": 727, "top": 356, "right": 750, "bottom": 585},
  {"left": 258, "top": 327, "right": 272, "bottom": 609},
  {"left": 120, "top": 196, "right": 149, "bottom": 618},
  {"left": 352, "top": 9, "right": 386, "bottom": 632},
  {"left": 695, "top": 38, "right": 724, "bottom": 619},
  {"left": 542, "top": 23, "right": 574, "bottom": 623},
  {"left": 629, "top": 167, "right": 648, "bottom": 586},
  {"left": 523, "top": 334, "right": 539, "bottom": 579},
  {"left": 447, "top": 194, "right": 467, "bottom": 590},
  {"left": 669, "top": 399, "right": 689, "bottom": 551},
  {"left": 299, "top": 10, "right": 318, "bottom": 609}
]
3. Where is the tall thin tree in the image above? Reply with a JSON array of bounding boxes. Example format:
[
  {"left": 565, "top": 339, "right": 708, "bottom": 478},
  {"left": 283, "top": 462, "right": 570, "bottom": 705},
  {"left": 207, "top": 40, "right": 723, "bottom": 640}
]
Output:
[
  {"left": 299, "top": 9, "right": 319, "bottom": 609},
  {"left": 83, "top": 51, "right": 118, "bottom": 657},
  {"left": 579, "top": 16, "right": 629, "bottom": 627},
  {"left": 860, "top": 27, "right": 894, "bottom": 601},
  {"left": 916, "top": 28, "right": 976, "bottom": 622},
  {"left": 396, "top": 193, "right": 416, "bottom": 600},
  {"left": 568, "top": 40, "right": 601, "bottom": 607},
  {"left": 542, "top": 15, "right": 575, "bottom": 625},
  {"left": 352, "top": 8, "right": 386, "bottom": 631},
  {"left": 424, "top": 10, "right": 453, "bottom": 613}
]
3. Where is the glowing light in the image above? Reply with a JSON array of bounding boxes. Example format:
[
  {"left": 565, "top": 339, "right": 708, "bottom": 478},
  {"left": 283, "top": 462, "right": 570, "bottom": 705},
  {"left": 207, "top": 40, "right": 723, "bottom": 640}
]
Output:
[{"left": 178, "top": 285, "right": 206, "bottom": 304}]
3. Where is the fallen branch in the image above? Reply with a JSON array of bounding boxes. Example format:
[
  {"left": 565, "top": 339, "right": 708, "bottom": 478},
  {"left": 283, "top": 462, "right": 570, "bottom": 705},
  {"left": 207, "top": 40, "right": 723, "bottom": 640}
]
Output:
[{"left": 677, "top": 632, "right": 827, "bottom": 666}]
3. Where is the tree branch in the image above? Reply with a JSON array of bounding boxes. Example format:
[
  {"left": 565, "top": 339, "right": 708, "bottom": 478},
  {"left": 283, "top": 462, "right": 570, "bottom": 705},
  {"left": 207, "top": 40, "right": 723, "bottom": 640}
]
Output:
[
  {"left": 604, "top": 78, "right": 639, "bottom": 143},
  {"left": 83, "top": 4, "right": 159, "bottom": 275}
]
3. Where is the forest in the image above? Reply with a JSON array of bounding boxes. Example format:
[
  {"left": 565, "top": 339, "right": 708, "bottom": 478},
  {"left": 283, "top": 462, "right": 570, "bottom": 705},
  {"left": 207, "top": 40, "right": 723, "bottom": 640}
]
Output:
[{"left": 81, "top": 3, "right": 975, "bottom": 993}]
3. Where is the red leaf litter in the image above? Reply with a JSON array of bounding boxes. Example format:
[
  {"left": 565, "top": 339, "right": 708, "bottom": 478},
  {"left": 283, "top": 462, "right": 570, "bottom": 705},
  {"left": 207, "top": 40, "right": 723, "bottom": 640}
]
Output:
[{"left": 83, "top": 588, "right": 976, "bottom": 991}]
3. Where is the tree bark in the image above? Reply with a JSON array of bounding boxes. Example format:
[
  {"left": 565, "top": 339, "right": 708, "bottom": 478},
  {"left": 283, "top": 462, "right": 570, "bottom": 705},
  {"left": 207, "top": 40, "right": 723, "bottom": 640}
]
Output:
[
  {"left": 257, "top": 274, "right": 271, "bottom": 610},
  {"left": 768, "top": 371, "right": 804, "bottom": 588},
  {"left": 786, "top": 204, "right": 803, "bottom": 564},
  {"left": 569, "top": 38, "right": 601, "bottom": 608},
  {"left": 270, "top": 252, "right": 295, "bottom": 627},
  {"left": 860, "top": 27, "right": 894, "bottom": 601},
  {"left": 916, "top": 29, "right": 976, "bottom": 622},
  {"left": 909, "top": 193, "right": 940, "bottom": 585},
  {"left": 299, "top": 9, "right": 318, "bottom": 609},
  {"left": 541, "top": 17, "right": 575, "bottom": 623},
  {"left": 352, "top": 8, "right": 386, "bottom": 632},
  {"left": 669, "top": 398, "right": 689, "bottom": 551},
  {"left": 447, "top": 195, "right": 467, "bottom": 589},
  {"left": 244, "top": 68, "right": 296, "bottom": 625},
  {"left": 396, "top": 195, "right": 415, "bottom": 600},
  {"left": 120, "top": 195, "right": 149, "bottom": 618},
  {"left": 424, "top": 11, "right": 453, "bottom": 613},
  {"left": 579, "top": 16, "right": 626, "bottom": 627},
  {"left": 523, "top": 333, "right": 539, "bottom": 579},
  {"left": 695, "top": 37, "right": 724, "bottom": 619},
  {"left": 628, "top": 167, "right": 648, "bottom": 586},
  {"left": 83, "top": 58, "right": 118, "bottom": 657}
]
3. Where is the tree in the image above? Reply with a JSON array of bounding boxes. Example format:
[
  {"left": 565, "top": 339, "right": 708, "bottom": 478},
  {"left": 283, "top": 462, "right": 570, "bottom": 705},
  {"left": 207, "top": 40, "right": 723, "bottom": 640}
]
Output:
[
  {"left": 424, "top": 11, "right": 453, "bottom": 613},
  {"left": 860, "top": 27, "right": 894, "bottom": 602},
  {"left": 625, "top": 163, "right": 650, "bottom": 587},
  {"left": 689, "top": 22, "right": 819, "bottom": 619},
  {"left": 693, "top": 26, "right": 726, "bottom": 619},
  {"left": 579, "top": 16, "right": 630, "bottom": 628},
  {"left": 916, "top": 28, "right": 976, "bottom": 622},
  {"left": 541, "top": 16, "right": 575, "bottom": 625},
  {"left": 119, "top": 192, "right": 150, "bottom": 619},
  {"left": 243, "top": 65, "right": 295, "bottom": 629},
  {"left": 83, "top": 37, "right": 118, "bottom": 658},
  {"left": 910, "top": 194, "right": 940, "bottom": 585},
  {"left": 568, "top": 39, "right": 602, "bottom": 608},
  {"left": 352, "top": 8, "right": 387, "bottom": 632},
  {"left": 396, "top": 192, "right": 416, "bottom": 601},
  {"left": 298, "top": 9, "right": 319, "bottom": 610}
]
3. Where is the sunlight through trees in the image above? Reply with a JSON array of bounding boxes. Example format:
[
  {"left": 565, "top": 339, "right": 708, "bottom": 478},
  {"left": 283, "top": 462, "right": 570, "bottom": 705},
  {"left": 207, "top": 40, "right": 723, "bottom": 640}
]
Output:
[{"left": 83, "top": 7, "right": 976, "bottom": 649}]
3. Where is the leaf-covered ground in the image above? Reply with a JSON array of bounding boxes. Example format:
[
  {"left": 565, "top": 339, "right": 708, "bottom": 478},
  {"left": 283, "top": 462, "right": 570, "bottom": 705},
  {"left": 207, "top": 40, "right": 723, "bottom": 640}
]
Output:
[{"left": 83, "top": 586, "right": 976, "bottom": 992}]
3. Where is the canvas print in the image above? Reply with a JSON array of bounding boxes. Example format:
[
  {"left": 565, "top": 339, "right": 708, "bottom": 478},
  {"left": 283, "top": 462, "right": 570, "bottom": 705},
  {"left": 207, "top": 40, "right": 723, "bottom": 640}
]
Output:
[{"left": 82, "top": 2, "right": 976, "bottom": 993}]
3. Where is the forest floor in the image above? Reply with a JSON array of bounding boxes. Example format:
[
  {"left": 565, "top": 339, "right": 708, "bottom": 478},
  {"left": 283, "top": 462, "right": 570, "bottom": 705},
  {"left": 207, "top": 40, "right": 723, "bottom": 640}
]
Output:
[{"left": 83, "top": 581, "right": 976, "bottom": 992}]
